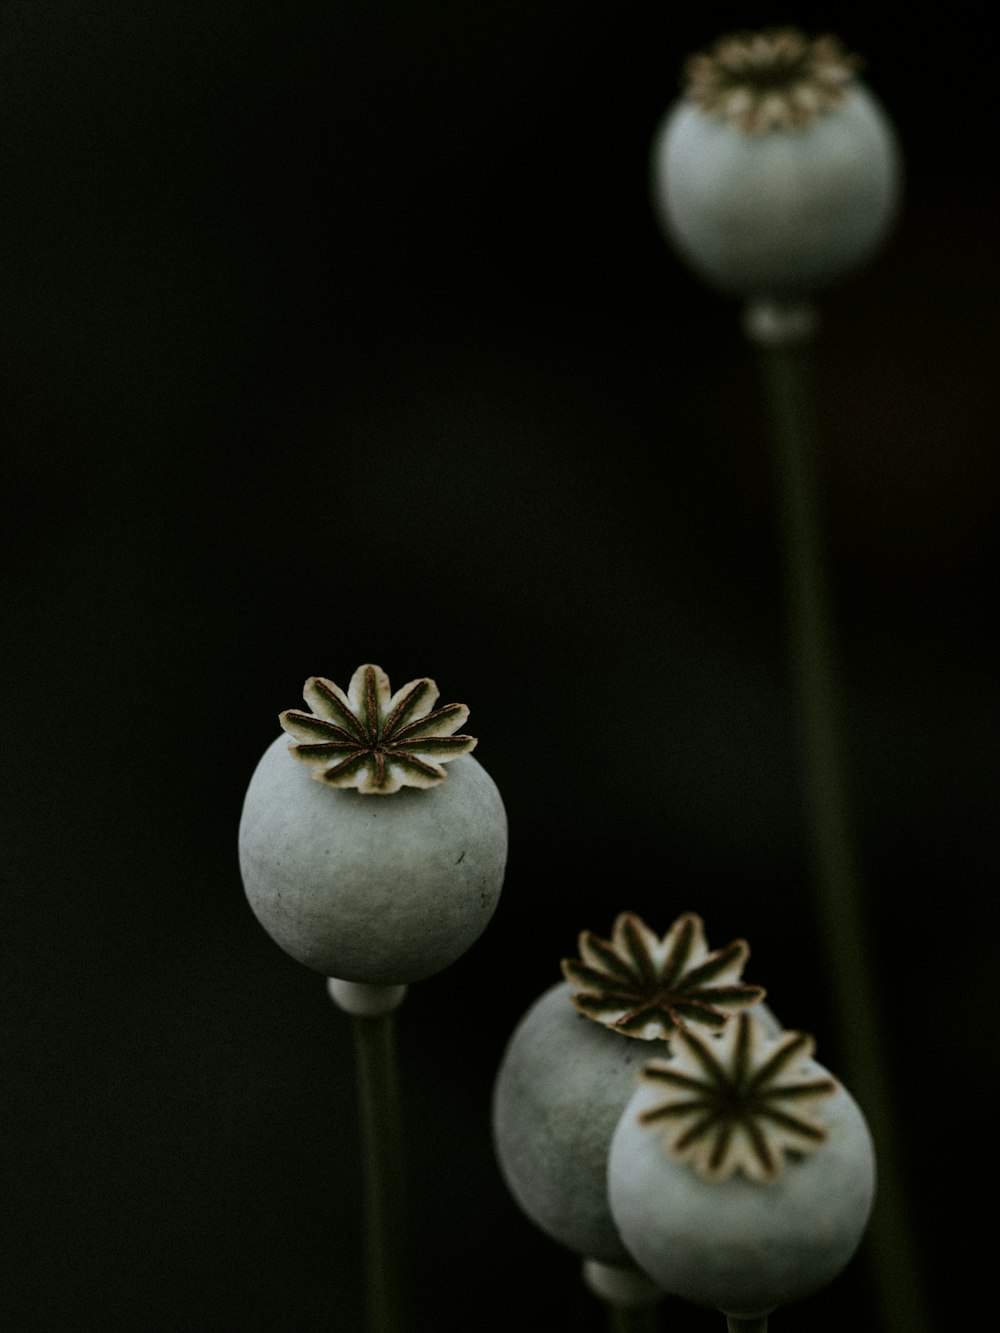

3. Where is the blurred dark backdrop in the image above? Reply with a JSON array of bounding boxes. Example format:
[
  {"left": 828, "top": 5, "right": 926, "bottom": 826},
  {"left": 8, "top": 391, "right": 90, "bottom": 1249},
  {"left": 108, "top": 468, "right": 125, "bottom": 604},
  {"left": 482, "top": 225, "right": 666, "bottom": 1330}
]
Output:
[{"left": 3, "top": 4, "right": 995, "bottom": 1330}]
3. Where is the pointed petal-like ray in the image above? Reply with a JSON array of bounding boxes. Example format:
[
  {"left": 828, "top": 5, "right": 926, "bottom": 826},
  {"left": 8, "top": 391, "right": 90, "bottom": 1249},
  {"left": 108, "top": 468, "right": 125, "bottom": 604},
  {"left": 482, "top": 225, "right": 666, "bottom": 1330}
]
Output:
[
  {"left": 615, "top": 913, "right": 660, "bottom": 989},
  {"left": 669, "top": 1000, "right": 730, "bottom": 1029},
  {"left": 757, "top": 1105, "right": 829, "bottom": 1143},
  {"left": 280, "top": 710, "right": 363, "bottom": 746},
  {"left": 561, "top": 959, "right": 628, "bottom": 992},
  {"left": 390, "top": 733, "right": 477, "bottom": 757},
  {"left": 681, "top": 983, "right": 766, "bottom": 1010},
  {"left": 355, "top": 758, "right": 404, "bottom": 795},
  {"left": 767, "top": 1078, "right": 838, "bottom": 1103},
  {"left": 746, "top": 1030, "right": 816, "bottom": 1093},
  {"left": 316, "top": 751, "right": 373, "bottom": 786},
  {"left": 303, "top": 677, "right": 365, "bottom": 738},
  {"left": 385, "top": 752, "right": 449, "bottom": 787},
  {"left": 730, "top": 1010, "right": 755, "bottom": 1087},
  {"left": 381, "top": 678, "right": 440, "bottom": 739},
  {"left": 658, "top": 912, "right": 706, "bottom": 987},
  {"left": 639, "top": 1059, "right": 706, "bottom": 1093},
  {"left": 289, "top": 741, "right": 370, "bottom": 766},
  {"left": 576, "top": 929, "right": 642, "bottom": 983},
  {"left": 674, "top": 1111, "right": 725, "bottom": 1156},
  {"left": 563, "top": 992, "right": 639, "bottom": 1024},
  {"left": 674, "top": 1025, "right": 728, "bottom": 1083},
  {"left": 681, "top": 937, "right": 751, "bottom": 990},
  {"left": 347, "top": 664, "right": 392, "bottom": 741},
  {"left": 639, "top": 1100, "right": 713, "bottom": 1126},
  {"left": 739, "top": 1117, "right": 779, "bottom": 1182},
  {"left": 614, "top": 1006, "right": 684, "bottom": 1040},
  {"left": 392, "top": 702, "right": 471, "bottom": 741},
  {"left": 707, "top": 1120, "right": 737, "bottom": 1177}
]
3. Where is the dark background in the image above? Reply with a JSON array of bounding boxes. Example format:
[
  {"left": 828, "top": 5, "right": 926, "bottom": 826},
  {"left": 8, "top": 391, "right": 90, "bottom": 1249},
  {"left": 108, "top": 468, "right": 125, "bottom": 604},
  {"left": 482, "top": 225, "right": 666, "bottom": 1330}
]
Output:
[{"left": 3, "top": 4, "right": 995, "bottom": 1330}]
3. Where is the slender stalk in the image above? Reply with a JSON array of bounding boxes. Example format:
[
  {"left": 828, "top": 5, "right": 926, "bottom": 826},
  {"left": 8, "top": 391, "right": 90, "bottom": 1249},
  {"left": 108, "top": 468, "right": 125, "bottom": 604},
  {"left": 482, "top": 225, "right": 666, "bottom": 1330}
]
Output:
[
  {"left": 606, "top": 1305, "right": 659, "bottom": 1333},
  {"left": 726, "top": 1316, "right": 767, "bottom": 1333},
  {"left": 352, "top": 1009, "right": 406, "bottom": 1333},
  {"left": 583, "top": 1259, "right": 661, "bottom": 1333},
  {"left": 756, "top": 333, "right": 928, "bottom": 1333}
]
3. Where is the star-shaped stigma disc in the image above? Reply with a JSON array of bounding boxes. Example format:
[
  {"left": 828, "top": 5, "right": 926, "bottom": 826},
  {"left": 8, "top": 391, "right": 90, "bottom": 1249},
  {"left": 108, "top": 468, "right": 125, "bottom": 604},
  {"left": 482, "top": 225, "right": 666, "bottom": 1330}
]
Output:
[
  {"left": 637, "top": 1012, "right": 838, "bottom": 1182},
  {"left": 561, "top": 912, "right": 765, "bottom": 1041},
  {"left": 685, "top": 29, "right": 858, "bottom": 133},
  {"left": 279, "top": 664, "right": 477, "bottom": 795}
]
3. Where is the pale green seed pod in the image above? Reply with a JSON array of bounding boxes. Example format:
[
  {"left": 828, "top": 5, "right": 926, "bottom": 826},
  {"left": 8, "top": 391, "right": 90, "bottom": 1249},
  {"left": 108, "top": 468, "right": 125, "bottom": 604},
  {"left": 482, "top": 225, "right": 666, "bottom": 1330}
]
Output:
[
  {"left": 493, "top": 979, "right": 649, "bottom": 1263},
  {"left": 608, "top": 1013, "right": 876, "bottom": 1318},
  {"left": 492, "top": 913, "right": 771, "bottom": 1265},
  {"left": 650, "top": 29, "right": 901, "bottom": 299},
  {"left": 239, "top": 666, "right": 508, "bottom": 984}
]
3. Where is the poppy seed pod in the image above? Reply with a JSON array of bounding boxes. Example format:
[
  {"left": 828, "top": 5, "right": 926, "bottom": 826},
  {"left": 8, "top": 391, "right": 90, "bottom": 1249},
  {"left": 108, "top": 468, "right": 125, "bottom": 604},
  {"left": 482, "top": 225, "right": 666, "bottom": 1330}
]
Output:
[
  {"left": 239, "top": 666, "right": 508, "bottom": 985},
  {"left": 492, "top": 914, "right": 770, "bottom": 1265},
  {"left": 650, "top": 29, "right": 901, "bottom": 300},
  {"left": 608, "top": 1013, "right": 876, "bottom": 1318},
  {"left": 493, "top": 979, "right": 650, "bottom": 1264}
]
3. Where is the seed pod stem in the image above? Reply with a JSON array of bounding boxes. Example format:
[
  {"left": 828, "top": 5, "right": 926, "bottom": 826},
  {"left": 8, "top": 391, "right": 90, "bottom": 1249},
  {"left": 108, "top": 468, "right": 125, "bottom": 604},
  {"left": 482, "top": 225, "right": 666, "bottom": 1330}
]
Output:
[
  {"left": 583, "top": 1259, "right": 662, "bottom": 1332},
  {"left": 344, "top": 997, "right": 407, "bottom": 1333},
  {"left": 607, "top": 1305, "right": 660, "bottom": 1333},
  {"left": 726, "top": 1315, "right": 768, "bottom": 1333},
  {"left": 758, "top": 338, "right": 929, "bottom": 1333}
]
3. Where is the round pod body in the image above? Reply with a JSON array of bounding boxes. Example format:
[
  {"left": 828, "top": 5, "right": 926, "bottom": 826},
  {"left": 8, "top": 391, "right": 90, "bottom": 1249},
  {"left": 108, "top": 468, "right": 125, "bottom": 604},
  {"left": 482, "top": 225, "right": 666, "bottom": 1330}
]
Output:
[
  {"left": 608, "top": 1057, "right": 875, "bottom": 1316},
  {"left": 651, "top": 83, "right": 900, "bottom": 299},
  {"left": 492, "top": 980, "right": 662, "bottom": 1264},
  {"left": 239, "top": 734, "right": 508, "bottom": 984}
]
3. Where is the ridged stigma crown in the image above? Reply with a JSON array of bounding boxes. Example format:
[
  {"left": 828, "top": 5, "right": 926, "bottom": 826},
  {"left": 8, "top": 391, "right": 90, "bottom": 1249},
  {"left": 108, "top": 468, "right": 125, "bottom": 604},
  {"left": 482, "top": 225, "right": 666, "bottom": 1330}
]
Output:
[
  {"left": 637, "top": 1013, "right": 837, "bottom": 1182},
  {"left": 562, "top": 912, "right": 765, "bottom": 1042},
  {"left": 280, "top": 664, "right": 476, "bottom": 795},
  {"left": 684, "top": 29, "right": 859, "bottom": 133}
]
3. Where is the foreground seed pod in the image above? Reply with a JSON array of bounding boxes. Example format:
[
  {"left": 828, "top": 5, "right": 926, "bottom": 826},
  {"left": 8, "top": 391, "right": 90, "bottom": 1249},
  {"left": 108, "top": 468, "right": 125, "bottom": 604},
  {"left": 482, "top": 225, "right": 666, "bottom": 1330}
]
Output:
[
  {"left": 239, "top": 665, "right": 508, "bottom": 984},
  {"left": 650, "top": 28, "right": 901, "bottom": 300},
  {"left": 608, "top": 1012, "right": 875, "bottom": 1318},
  {"left": 492, "top": 913, "right": 767, "bottom": 1264}
]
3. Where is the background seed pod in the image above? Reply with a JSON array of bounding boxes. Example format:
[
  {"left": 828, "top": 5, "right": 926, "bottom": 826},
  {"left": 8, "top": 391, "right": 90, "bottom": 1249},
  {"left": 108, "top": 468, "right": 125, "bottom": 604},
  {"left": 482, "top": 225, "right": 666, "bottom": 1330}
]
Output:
[{"left": 651, "top": 80, "right": 901, "bottom": 298}]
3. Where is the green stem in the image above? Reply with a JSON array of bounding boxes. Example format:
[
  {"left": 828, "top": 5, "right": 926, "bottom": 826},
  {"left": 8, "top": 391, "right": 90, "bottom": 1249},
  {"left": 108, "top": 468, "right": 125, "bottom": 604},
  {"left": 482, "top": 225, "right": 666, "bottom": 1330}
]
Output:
[
  {"left": 757, "top": 337, "right": 928, "bottom": 1333},
  {"left": 607, "top": 1305, "right": 659, "bottom": 1333},
  {"left": 583, "top": 1259, "right": 661, "bottom": 1332},
  {"left": 726, "top": 1316, "right": 767, "bottom": 1333},
  {"left": 352, "top": 1010, "right": 406, "bottom": 1333}
]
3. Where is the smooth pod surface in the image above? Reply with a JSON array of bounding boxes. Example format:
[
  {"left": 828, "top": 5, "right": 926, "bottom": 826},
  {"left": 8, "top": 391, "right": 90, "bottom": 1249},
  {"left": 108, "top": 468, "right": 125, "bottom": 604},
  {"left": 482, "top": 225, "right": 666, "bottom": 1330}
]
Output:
[
  {"left": 493, "top": 980, "right": 659, "bottom": 1264},
  {"left": 651, "top": 84, "right": 900, "bottom": 297},
  {"left": 493, "top": 983, "right": 784, "bottom": 1264},
  {"left": 240, "top": 735, "right": 507, "bottom": 984},
  {"left": 608, "top": 1062, "right": 875, "bottom": 1315}
]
